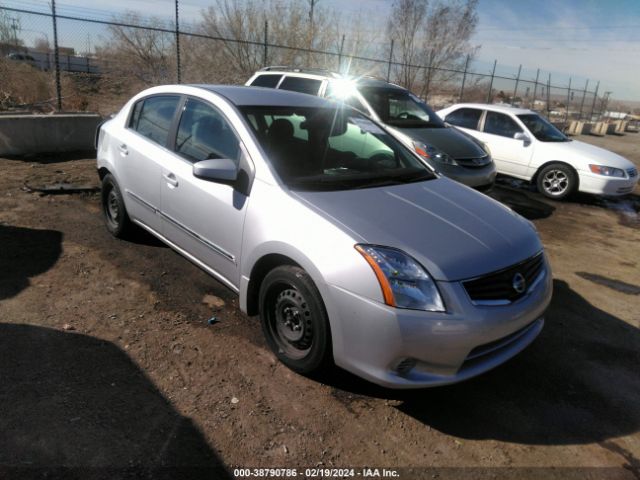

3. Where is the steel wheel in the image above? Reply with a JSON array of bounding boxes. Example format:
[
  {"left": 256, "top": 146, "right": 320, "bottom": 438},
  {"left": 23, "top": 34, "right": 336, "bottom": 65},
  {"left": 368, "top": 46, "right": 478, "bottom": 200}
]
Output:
[
  {"left": 105, "top": 188, "right": 120, "bottom": 227},
  {"left": 266, "top": 286, "right": 314, "bottom": 360},
  {"left": 259, "top": 265, "right": 332, "bottom": 374},
  {"left": 101, "top": 174, "right": 132, "bottom": 238}
]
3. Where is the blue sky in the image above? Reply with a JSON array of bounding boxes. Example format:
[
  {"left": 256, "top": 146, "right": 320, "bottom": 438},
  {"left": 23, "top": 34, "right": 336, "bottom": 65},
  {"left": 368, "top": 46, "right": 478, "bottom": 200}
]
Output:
[{"left": 6, "top": 0, "right": 640, "bottom": 101}]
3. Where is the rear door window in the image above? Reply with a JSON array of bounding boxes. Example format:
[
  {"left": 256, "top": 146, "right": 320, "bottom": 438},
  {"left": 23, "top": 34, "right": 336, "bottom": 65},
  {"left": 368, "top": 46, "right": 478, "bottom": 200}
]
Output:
[
  {"left": 129, "top": 95, "right": 180, "bottom": 147},
  {"left": 278, "top": 76, "right": 322, "bottom": 96},
  {"left": 444, "top": 108, "right": 482, "bottom": 130},
  {"left": 250, "top": 74, "right": 283, "bottom": 88},
  {"left": 483, "top": 111, "right": 523, "bottom": 138}
]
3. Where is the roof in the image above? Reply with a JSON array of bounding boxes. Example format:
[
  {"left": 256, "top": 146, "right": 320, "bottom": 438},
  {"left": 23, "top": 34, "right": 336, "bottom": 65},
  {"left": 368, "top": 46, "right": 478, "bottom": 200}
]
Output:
[
  {"left": 352, "top": 77, "right": 405, "bottom": 91},
  {"left": 190, "top": 85, "right": 331, "bottom": 108},
  {"left": 448, "top": 103, "right": 535, "bottom": 115}
]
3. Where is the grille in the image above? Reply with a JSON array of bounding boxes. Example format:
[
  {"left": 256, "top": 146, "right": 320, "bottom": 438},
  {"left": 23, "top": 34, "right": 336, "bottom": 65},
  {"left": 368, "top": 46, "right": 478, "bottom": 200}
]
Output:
[
  {"left": 627, "top": 167, "right": 638, "bottom": 178},
  {"left": 463, "top": 253, "right": 545, "bottom": 304},
  {"left": 456, "top": 156, "right": 491, "bottom": 169}
]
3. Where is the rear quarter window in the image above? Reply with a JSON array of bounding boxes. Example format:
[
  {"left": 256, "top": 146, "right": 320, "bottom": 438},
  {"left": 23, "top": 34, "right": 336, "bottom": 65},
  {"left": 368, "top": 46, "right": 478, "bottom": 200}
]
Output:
[
  {"left": 250, "top": 74, "right": 283, "bottom": 88},
  {"left": 278, "top": 76, "right": 322, "bottom": 96}
]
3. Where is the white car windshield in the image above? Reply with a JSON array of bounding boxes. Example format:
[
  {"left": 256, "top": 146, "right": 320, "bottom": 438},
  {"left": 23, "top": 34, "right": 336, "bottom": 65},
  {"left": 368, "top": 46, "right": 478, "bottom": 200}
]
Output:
[
  {"left": 241, "top": 105, "right": 435, "bottom": 191},
  {"left": 517, "top": 114, "right": 570, "bottom": 142}
]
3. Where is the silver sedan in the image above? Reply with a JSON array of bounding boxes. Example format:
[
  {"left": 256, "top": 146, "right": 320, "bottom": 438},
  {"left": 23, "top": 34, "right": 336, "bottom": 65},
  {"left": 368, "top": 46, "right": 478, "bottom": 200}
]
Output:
[{"left": 96, "top": 85, "right": 552, "bottom": 388}]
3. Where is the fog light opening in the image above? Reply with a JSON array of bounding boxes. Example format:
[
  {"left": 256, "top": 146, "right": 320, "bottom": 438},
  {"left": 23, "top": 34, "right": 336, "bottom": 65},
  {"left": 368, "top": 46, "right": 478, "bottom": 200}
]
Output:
[{"left": 394, "top": 358, "right": 417, "bottom": 377}]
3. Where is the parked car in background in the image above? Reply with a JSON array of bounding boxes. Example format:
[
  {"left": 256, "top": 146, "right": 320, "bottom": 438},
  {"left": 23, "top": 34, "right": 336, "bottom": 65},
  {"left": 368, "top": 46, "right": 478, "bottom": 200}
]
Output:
[
  {"left": 96, "top": 85, "right": 551, "bottom": 388},
  {"left": 437, "top": 103, "right": 639, "bottom": 199},
  {"left": 6, "top": 52, "right": 37, "bottom": 68},
  {"left": 246, "top": 67, "right": 496, "bottom": 191}
]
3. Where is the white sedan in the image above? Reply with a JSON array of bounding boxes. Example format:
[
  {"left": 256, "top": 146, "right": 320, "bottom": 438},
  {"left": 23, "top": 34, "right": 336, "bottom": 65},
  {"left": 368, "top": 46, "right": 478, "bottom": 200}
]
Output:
[{"left": 437, "top": 103, "right": 639, "bottom": 199}]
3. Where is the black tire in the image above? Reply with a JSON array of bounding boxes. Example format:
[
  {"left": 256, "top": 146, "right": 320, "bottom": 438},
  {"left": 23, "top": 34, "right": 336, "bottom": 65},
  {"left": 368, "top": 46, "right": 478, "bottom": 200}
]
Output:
[
  {"left": 259, "top": 265, "right": 332, "bottom": 374},
  {"left": 101, "top": 174, "right": 132, "bottom": 238},
  {"left": 536, "top": 163, "right": 578, "bottom": 200}
]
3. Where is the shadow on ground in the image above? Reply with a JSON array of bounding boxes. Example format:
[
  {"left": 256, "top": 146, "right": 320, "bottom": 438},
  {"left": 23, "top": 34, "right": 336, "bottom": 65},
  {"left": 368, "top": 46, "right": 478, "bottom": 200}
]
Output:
[
  {"left": 0, "top": 225, "right": 63, "bottom": 300},
  {"left": 2, "top": 150, "right": 97, "bottom": 163},
  {"left": 487, "top": 184, "right": 555, "bottom": 220},
  {"left": 0, "top": 324, "right": 230, "bottom": 479},
  {"left": 324, "top": 280, "right": 640, "bottom": 446}
]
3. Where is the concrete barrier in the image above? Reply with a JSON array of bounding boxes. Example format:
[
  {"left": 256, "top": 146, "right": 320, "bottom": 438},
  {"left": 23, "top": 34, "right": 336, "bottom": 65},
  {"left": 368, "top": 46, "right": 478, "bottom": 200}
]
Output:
[
  {"left": 0, "top": 113, "right": 102, "bottom": 156},
  {"left": 589, "top": 122, "right": 608, "bottom": 136},
  {"left": 566, "top": 120, "right": 584, "bottom": 136},
  {"left": 607, "top": 120, "right": 627, "bottom": 135}
]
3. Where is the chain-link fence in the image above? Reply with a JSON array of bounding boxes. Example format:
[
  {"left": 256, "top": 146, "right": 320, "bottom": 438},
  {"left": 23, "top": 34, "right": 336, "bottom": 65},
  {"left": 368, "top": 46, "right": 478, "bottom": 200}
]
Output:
[{"left": 1, "top": 3, "right": 609, "bottom": 124}]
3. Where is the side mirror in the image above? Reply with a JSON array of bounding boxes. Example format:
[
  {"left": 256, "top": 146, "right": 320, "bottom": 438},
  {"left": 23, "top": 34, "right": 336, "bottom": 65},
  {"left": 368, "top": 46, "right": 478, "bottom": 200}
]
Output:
[
  {"left": 193, "top": 158, "right": 238, "bottom": 182},
  {"left": 513, "top": 132, "right": 531, "bottom": 145}
]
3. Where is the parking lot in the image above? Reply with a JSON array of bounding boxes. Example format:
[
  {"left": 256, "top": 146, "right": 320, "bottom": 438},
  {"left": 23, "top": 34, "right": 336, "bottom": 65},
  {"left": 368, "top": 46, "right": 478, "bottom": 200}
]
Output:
[{"left": 0, "top": 133, "right": 638, "bottom": 478}]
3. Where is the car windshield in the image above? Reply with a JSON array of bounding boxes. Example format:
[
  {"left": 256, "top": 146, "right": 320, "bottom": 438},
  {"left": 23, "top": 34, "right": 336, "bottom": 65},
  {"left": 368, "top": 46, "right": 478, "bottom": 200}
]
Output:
[
  {"left": 517, "top": 114, "right": 570, "bottom": 142},
  {"left": 357, "top": 87, "right": 445, "bottom": 129},
  {"left": 240, "top": 106, "right": 435, "bottom": 191}
]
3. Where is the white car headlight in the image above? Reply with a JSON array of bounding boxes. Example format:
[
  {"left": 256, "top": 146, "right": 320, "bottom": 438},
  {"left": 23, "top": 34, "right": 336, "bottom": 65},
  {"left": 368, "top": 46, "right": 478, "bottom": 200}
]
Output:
[
  {"left": 355, "top": 244, "right": 445, "bottom": 312},
  {"left": 412, "top": 141, "right": 458, "bottom": 166},
  {"left": 589, "top": 164, "right": 626, "bottom": 178}
]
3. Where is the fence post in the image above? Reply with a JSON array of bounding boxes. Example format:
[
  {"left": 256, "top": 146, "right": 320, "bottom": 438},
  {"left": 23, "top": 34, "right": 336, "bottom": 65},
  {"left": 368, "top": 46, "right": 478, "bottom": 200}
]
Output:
[
  {"left": 263, "top": 20, "right": 268, "bottom": 67},
  {"left": 531, "top": 68, "right": 540, "bottom": 109},
  {"left": 175, "top": 0, "right": 181, "bottom": 83},
  {"left": 512, "top": 64, "right": 522, "bottom": 105},
  {"left": 546, "top": 73, "right": 551, "bottom": 117},
  {"left": 565, "top": 77, "right": 572, "bottom": 125},
  {"left": 337, "top": 34, "right": 345, "bottom": 73},
  {"left": 386, "top": 39, "right": 394, "bottom": 82},
  {"left": 578, "top": 79, "right": 589, "bottom": 121},
  {"left": 51, "top": 0, "right": 62, "bottom": 110},
  {"left": 486, "top": 59, "right": 497, "bottom": 103},
  {"left": 589, "top": 81, "right": 600, "bottom": 121},
  {"left": 459, "top": 54, "right": 470, "bottom": 102}
]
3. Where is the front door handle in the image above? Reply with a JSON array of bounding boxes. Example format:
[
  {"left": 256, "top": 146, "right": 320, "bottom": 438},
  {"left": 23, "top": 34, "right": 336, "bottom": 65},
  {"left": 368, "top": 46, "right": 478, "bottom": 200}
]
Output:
[
  {"left": 118, "top": 144, "right": 128, "bottom": 155},
  {"left": 163, "top": 173, "right": 179, "bottom": 187}
]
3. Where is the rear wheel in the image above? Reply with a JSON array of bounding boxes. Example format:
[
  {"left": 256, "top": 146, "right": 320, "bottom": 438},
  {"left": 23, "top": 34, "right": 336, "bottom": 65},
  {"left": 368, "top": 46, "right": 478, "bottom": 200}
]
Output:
[
  {"left": 101, "top": 174, "right": 132, "bottom": 238},
  {"left": 536, "top": 163, "right": 577, "bottom": 200},
  {"left": 259, "top": 265, "right": 332, "bottom": 374}
]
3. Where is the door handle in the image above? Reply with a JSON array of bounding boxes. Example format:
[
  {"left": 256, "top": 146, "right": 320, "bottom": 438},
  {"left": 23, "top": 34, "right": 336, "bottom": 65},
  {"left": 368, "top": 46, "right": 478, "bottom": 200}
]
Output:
[
  {"left": 118, "top": 143, "right": 128, "bottom": 155},
  {"left": 163, "top": 173, "right": 179, "bottom": 187}
]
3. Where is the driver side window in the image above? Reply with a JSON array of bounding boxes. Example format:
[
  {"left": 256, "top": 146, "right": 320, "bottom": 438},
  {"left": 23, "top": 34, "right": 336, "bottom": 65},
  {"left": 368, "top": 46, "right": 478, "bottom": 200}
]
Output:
[
  {"left": 483, "top": 111, "right": 523, "bottom": 138},
  {"left": 174, "top": 99, "right": 241, "bottom": 164}
]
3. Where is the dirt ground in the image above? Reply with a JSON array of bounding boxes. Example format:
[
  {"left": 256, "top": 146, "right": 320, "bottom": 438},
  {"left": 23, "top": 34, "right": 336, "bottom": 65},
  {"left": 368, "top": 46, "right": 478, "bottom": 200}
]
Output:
[{"left": 0, "top": 132, "right": 639, "bottom": 480}]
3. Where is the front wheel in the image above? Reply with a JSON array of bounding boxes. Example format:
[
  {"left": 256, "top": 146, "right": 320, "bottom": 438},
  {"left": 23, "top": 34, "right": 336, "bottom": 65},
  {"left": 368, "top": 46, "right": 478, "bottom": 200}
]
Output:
[
  {"left": 536, "top": 163, "right": 578, "bottom": 200},
  {"left": 259, "top": 265, "right": 332, "bottom": 374}
]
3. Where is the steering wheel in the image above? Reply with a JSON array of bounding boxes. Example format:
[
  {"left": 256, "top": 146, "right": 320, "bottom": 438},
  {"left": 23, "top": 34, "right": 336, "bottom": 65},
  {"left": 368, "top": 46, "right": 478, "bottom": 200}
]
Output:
[{"left": 369, "top": 152, "right": 398, "bottom": 169}]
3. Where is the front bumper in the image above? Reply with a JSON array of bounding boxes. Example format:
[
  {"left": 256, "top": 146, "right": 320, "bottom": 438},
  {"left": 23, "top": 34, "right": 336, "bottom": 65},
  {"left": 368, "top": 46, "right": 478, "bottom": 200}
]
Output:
[
  {"left": 578, "top": 170, "right": 639, "bottom": 196},
  {"left": 435, "top": 162, "right": 497, "bottom": 189},
  {"left": 327, "top": 256, "right": 553, "bottom": 389}
]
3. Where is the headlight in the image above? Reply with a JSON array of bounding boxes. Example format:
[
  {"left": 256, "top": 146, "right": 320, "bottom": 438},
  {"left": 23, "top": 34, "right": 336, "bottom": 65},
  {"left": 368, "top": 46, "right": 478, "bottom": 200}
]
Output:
[
  {"left": 589, "top": 164, "right": 626, "bottom": 178},
  {"left": 412, "top": 141, "right": 458, "bottom": 165},
  {"left": 355, "top": 244, "right": 445, "bottom": 312}
]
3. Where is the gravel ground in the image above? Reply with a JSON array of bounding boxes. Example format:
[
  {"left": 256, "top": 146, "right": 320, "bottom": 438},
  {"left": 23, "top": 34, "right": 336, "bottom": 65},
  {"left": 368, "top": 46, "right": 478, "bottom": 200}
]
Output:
[{"left": 0, "top": 133, "right": 638, "bottom": 480}]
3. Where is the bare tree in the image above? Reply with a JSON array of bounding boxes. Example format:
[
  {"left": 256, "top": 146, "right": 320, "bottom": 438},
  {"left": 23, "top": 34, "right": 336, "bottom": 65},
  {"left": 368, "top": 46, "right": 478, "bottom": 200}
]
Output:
[
  {"left": 0, "top": 8, "right": 23, "bottom": 46},
  {"left": 197, "top": 0, "right": 338, "bottom": 83},
  {"left": 98, "top": 12, "right": 174, "bottom": 86},
  {"left": 387, "top": 0, "right": 427, "bottom": 91},
  {"left": 420, "top": 0, "right": 479, "bottom": 98}
]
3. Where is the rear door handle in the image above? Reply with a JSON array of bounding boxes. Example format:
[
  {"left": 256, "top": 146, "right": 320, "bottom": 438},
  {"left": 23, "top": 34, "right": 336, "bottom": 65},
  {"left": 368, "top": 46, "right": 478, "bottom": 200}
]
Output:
[
  {"left": 118, "top": 143, "right": 128, "bottom": 155},
  {"left": 163, "top": 173, "right": 179, "bottom": 187}
]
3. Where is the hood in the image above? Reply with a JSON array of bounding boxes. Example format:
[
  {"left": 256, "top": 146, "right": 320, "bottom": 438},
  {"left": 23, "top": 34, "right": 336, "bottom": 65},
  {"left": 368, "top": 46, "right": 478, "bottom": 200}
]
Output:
[
  {"left": 388, "top": 125, "right": 487, "bottom": 159},
  {"left": 546, "top": 139, "right": 634, "bottom": 170},
  {"left": 292, "top": 178, "right": 542, "bottom": 281}
]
